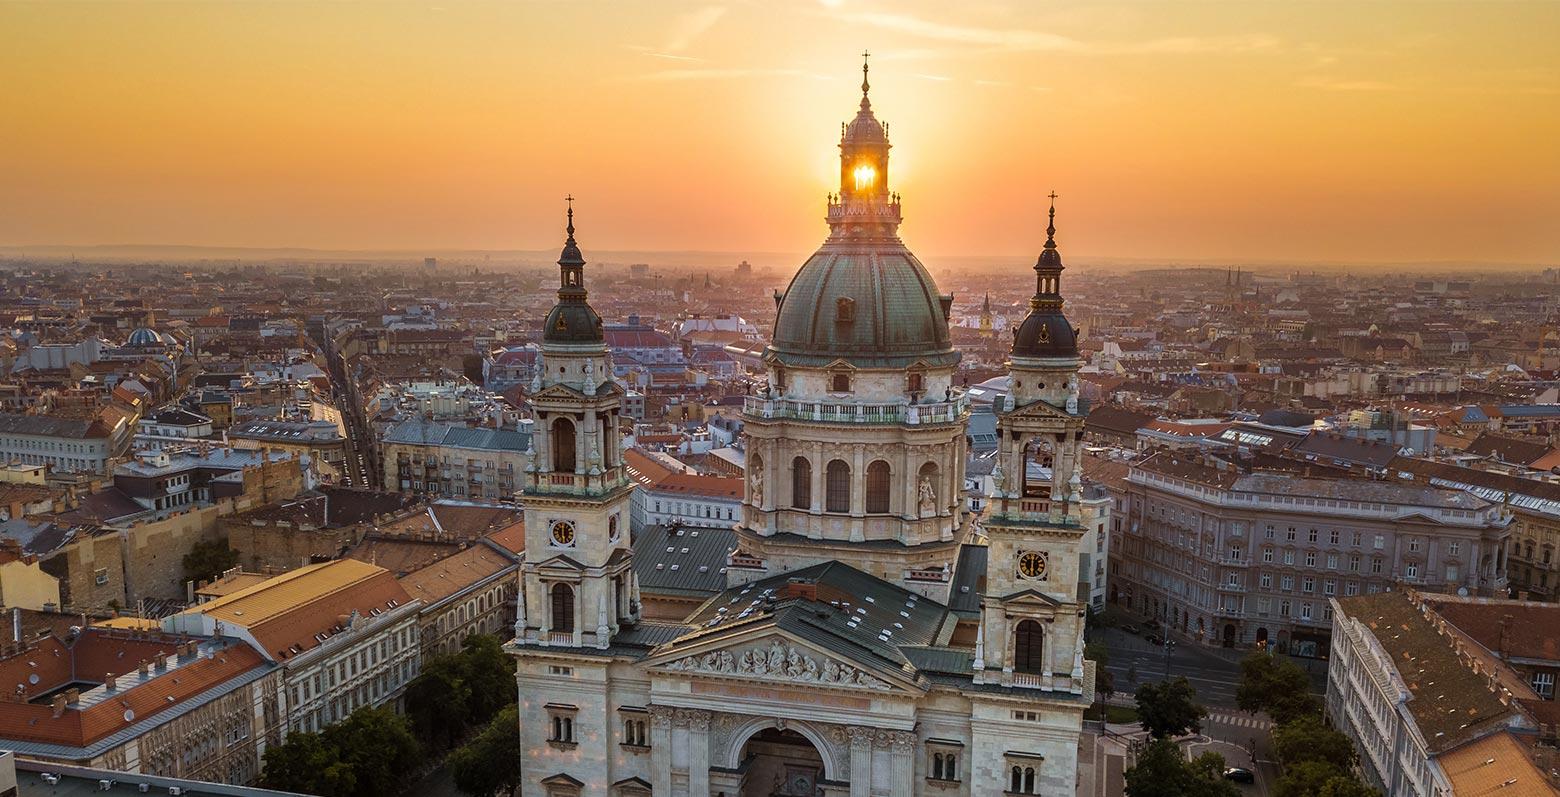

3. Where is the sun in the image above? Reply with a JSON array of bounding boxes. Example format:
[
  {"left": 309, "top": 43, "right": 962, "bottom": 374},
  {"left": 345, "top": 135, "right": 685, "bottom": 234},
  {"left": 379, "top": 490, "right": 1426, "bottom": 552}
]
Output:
[{"left": 853, "top": 164, "right": 877, "bottom": 191}]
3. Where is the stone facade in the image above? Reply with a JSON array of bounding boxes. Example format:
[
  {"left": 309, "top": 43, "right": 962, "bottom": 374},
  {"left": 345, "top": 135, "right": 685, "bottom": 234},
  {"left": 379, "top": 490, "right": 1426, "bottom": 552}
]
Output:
[{"left": 1111, "top": 456, "right": 1512, "bottom": 656}]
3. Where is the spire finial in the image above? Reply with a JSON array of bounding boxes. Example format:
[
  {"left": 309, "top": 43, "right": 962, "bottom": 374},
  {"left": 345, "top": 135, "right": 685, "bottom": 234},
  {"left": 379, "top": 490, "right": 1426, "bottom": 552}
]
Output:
[
  {"left": 861, "top": 50, "right": 871, "bottom": 96},
  {"left": 1045, "top": 191, "right": 1059, "bottom": 249},
  {"left": 564, "top": 193, "right": 575, "bottom": 238}
]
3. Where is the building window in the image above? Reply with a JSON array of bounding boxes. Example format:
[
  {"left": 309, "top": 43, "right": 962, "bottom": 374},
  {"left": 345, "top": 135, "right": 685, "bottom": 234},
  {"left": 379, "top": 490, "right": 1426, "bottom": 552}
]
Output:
[
  {"left": 929, "top": 749, "right": 960, "bottom": 782},
  {"left": 1408, "top": 537, "right": 1420, "bottom": 552},
  {"left": 866, "top": 460, "right": 891, "bottom": 513},
  {"left": 1302, "top": 577, "right": 1315, "bottom": 593},
  {"left": 1283, "top": 550, "right": 1294, "bottom": 565},
  {"left": 1262, "top": 548, "right": 1273, "bottom": 563},
  {"left": 790, "top": 457, "right": 813, "bottom": 509},
  {"left": 546, "top": 705, "right": 577, "bottom": 746},
  {"left": 621, "top": 713, "right": 648, "bottom": 748},
  {"left": 1286, "top": 527, "right": 1296, "bottom": 542},
  {"left": 1326, "top": 554, "right": 1338, "bottom": 570},
  {"left": 1371, "top": 558, "right": 1383, "bottom": 574},
  {"left": 1009, "top": 765, "right": 1038, "bottom": 794},
  {"left": 1259, "top": 573, "right": 1272, "bottom": 589},
  {"left": 550, "top": 583, "right": 575, "bottom": 633},
  {"left": 1305, "top": 552, "right": 1317, "bottom": 568},
  {"left": 1281, "top": 576, "right": 1293, "bottom": 591},
  {"left": 1323, "top": 580, "right": 1336, "bottom": 596},
  {"left": 1373, "top": 534, "right": 1385, "bottom": 550},
  {"left": 1329, "top": 530, "right": 1340, "bottom": 545},
  {"left": 1532, "top": 672, "right": 1555, "bottom": 699},
  {"left": 1405, "top": 564, "right": 1418, "bottom": 580},
  {"left": 1345, "top": 582, "right": 1359, "bottom": 596},
  {"left": 1445, "top": 564, "right": 1459, "bottom": 582},
  {"left": 825, "top": 459, "right": 850, "bottom": 513},
  {"left": 1308, "top": 528, "right": 1318, "bottom": 543},
  {"left": 1013, "top": 620, "right": 1045, "bottom": 674},
  {"left": 830, "top": 371, "right": 852, "bottom": 393},
  {"left": 1349, "top": 555, "right": 1361, "bottom": 572},
  {"left": 1448, "top": 541, "right": 1461, "bottom": 557},
  {"left": 551, "top": 417, "right": 576, "bottom": 473}
]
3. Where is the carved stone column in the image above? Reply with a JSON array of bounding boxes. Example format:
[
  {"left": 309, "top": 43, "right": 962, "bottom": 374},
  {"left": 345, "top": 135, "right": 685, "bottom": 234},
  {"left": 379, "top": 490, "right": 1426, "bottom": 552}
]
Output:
[
  {"left": 683, "top": 709, "right": 712, "bottom": 797},
  {"left": 649, "top": 706, "right": 674, "bottom": 796},
  {"left": 889, "top": 731, "right": 915, "bottom": 796},
  {"left": 847, "top": 726, "right": 873, "bottom": 797}
]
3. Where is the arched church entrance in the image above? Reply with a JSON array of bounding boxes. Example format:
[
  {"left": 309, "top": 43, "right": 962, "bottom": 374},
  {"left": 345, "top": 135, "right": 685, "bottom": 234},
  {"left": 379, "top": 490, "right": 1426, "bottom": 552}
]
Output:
[{"left": 740, "top": 728, "right": 826, "bottom": 797}]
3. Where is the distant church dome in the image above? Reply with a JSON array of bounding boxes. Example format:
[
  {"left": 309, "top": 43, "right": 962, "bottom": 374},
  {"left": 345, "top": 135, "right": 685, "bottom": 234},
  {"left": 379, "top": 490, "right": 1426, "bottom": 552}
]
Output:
[
  {"left": 127, "top": 327, "right": 162, "bottom": 348},
  {"left": 769, "top": 56, "right": 957, "bottom": 370}
]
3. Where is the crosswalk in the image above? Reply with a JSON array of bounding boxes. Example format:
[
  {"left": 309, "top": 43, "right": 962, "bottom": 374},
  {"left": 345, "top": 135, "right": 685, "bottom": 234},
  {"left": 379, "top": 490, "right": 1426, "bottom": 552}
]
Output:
[{"left": 1205, "top": 711, "right": 1273, "bottom": 730}]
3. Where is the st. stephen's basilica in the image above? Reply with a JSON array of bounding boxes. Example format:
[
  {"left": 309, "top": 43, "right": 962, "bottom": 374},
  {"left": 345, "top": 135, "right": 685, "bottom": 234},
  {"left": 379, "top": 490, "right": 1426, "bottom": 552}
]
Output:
[{"left": 507, "top": 57, "right": 1096, "bottom": 797}]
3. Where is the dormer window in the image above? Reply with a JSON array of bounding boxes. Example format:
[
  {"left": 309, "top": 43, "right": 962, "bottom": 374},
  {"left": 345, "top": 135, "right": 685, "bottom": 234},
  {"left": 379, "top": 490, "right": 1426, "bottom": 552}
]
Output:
[
  {"left": 907, "top": 371, "right": 924, "bottom": 395},
  {"left": 836, "top": 297, "right": 856, "bottom": 323},
  {"left": 831, "top": 372, "right": 852, "bottom": 393}
]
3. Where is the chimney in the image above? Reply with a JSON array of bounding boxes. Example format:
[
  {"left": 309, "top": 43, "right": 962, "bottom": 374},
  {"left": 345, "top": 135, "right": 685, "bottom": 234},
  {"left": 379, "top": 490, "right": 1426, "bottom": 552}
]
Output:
[
  {"left": 51, "top": 694, "right": 67, "bottom": 717},
  {"left": 104, "top": 672, "right": 116, "bottom": 692},
  {"left": 64, "top": 687, "right": 80, "bottom": 704},
  {"left": 138, "top": 659, "right": 150, "bottom": 677},
  {"left": 11, "top": 607, "right": 20, "bottom": 644}
]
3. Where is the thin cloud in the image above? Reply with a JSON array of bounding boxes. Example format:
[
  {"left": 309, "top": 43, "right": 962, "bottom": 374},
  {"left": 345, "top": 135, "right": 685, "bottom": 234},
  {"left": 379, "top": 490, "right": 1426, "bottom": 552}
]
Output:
[
  {"left": 914, "top": 73, "right": 953, "bottom": 82},
  {"left": 664, "top": 6, "right": 727, "bottom": 53},
  {"left": 1295, "top": 76, "right": 1401, "bottom": 92},
  {"left": 625, "top": 67, "right": 811, "bottom": 83},
  {"left": 832, "top": 9, "right": 1279, "bottom": 55}
]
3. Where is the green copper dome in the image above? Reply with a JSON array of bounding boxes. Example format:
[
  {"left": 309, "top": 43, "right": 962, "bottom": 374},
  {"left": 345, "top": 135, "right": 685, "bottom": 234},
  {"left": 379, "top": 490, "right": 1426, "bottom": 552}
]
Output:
[{"left": 770, "top": 242, "right": 958, "bottom": 369}]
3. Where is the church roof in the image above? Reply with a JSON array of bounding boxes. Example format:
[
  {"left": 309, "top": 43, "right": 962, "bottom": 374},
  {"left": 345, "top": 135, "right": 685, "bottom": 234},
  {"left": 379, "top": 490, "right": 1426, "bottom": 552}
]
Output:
[{"left": 770, "top": 246, "right": 958, "bottom": 369}]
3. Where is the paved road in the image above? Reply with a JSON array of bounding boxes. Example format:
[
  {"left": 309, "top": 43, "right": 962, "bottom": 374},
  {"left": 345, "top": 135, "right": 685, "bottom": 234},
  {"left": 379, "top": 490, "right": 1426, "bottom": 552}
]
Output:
[{"left": 1095, "top": 625, "right": 1327, "bottom": 711}]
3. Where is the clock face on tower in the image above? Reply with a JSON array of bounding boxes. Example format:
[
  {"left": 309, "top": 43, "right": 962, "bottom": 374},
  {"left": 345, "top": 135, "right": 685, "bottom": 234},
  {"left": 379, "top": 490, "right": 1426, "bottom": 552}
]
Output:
[
  {"left": 550, "top": 520, "right": 576, "bottom": 547},
  {"left": 1018, "top": 550, "right": 1048, "bottom": 580}
]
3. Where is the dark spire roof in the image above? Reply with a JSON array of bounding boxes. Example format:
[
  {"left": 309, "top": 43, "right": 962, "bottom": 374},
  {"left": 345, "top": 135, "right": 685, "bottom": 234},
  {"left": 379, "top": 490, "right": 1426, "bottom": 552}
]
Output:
[
  {"left": 1010, "top": 193, "right": 1078, "bottom": 359},
  {"left": 543, "top": 196, "right": 604, "bottom": 345},
  {"left": 860, "top": 49, "right": 871, "bottom": 111}
]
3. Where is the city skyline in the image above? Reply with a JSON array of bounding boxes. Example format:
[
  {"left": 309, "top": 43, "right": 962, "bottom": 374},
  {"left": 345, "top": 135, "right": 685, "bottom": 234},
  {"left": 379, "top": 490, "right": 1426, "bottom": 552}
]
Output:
[{"left": 2, "top": 1, "right": 1558, "bottom": 264}]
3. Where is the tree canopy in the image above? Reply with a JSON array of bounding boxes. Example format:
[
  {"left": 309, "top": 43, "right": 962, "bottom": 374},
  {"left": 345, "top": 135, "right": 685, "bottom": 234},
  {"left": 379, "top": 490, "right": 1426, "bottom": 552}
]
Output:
[
  {"left": 1273, "top": 715, "right": 1357, "bottom": 772},
  {"left": 403, "top": 633, "right": 518, "bottom": 754},
  {"left": 182, "top": 537, "right": 239, "bottom": 584},
  {"left": 448, "top": 704, "right": 522, "bottom": 797},
  {"left": 1124, "top": 738, "right": 1239, "bottom": 797},
  {"left": 1235, "top": 650, "right": 1321, "bottom": 725},
  {"left": 1134, "top": 677, "right": 1208, "bottom": 739}
]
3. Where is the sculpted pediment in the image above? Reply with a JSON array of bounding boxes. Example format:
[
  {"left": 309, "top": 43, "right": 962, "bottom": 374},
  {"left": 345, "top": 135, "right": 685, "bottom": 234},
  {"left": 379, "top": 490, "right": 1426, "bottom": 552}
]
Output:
[{"left": 651, "top": 635, "right": 898, "bottom": 692}]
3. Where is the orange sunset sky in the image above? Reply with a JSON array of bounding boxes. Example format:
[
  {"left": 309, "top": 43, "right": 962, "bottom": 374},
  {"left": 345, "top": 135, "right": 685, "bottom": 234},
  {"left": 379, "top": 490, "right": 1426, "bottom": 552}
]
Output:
[{"left": 2, "top": 1, "right": 1557, "bottom": 264}]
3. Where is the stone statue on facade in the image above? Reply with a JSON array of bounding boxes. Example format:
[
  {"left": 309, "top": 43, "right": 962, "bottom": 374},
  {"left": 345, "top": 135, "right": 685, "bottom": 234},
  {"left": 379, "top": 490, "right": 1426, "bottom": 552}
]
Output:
[{"left": 917, "top": 476, "right": 937, "bottom": 516}]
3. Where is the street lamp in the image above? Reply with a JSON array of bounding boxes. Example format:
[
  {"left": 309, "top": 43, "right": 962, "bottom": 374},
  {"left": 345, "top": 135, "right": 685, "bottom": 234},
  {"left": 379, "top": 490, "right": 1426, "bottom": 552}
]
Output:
[{"left": 1163, "top": 635, "right": 1176, "bottom": 679}]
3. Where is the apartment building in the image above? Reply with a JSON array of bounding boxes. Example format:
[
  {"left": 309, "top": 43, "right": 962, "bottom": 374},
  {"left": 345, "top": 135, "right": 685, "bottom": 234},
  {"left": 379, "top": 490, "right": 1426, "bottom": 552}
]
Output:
[
  {"left": 380, "top": 418, "right": 529, "bottom": 502},
  {"left": 162, "top": 558, "right": 421, "bottom": 735},
  {"left": 1327, "top": 589, "right": 1559, "bottom": 797},
  {"left": 1110, "top": 453, "right": 1512, "bottom": 656}
]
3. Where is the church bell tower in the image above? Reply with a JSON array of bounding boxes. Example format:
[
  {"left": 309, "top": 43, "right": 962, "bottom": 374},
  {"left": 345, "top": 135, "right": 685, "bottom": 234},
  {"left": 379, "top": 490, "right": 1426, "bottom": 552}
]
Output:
[
  {"left": 515, "top": 199, "right": 638, "bottom": 650},
  {"left": 975, "top": 197, "right": 1091, "bottom": 695}
]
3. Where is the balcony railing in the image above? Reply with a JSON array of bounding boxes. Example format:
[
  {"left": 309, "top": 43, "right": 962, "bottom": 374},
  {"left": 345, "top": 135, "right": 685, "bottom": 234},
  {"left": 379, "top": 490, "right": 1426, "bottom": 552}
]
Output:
[{"left": 744, "top": 392, "right": 968, "bottom": 426}]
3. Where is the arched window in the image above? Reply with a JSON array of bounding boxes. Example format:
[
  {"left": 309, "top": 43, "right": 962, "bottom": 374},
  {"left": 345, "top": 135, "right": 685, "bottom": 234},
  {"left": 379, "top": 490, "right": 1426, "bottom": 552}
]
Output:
[
  {"left": 1011, "top": 766, "right": 1023, "bottom": 793},
  {"left": 792, "top": 457, "right": 812, "bottom": 509},
  {"left": 551, "top": 417, "right": 576, "bottom": 473},
  {"left": 866, "top": 460, "right": 891, "bottom": 513},
  {"left": 550, "top": 583, "right": 575, "bottom": 633},
  {"left": 933, "top": 753, "right": 944, "bottom": 780},
  {"left": 1014, "top": 619, "right": 1045, "bottom": 674},
  {"left": 826, "top": 459, "right": 850, "bottom": 513}
]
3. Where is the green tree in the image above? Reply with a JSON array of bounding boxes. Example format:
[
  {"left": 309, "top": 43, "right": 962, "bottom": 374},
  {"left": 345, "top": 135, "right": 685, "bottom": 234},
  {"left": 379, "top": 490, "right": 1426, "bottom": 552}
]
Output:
[
  {"left": 324, "top": 706, "right": 422, "bottom": 797},
  {"left": 1235, "top": 650, "right": 1321, "bottom": 724},
  {"left": 1124, "top": 738, "right": 1238, "bottom": 797},
  {"left": 1134, "top": 677, "right": 1208, "bottom": 739},
  {"left": 403, "top": 653, "right": 472, "bottom": 752},
  {"left": 1317, "top": 777, "right": 1382, "bottom": 797},
  {"left": 1272, "top": 715, "right": 1357, "bottom": 771},
  {"left": 261, "top": 731, "right": 356, "bottom": 796},
  {"left": 182, "top": 537, "right": 239, "bottom": 584},
  {"left": 1274, "top": 760, "right": 1346, "bottom": 797},
  {"left": 458, "top": 633, "right": 517, "bottom": 724},
  {"left": 448, "top": 704, "right": 522, "bottom": 797}
]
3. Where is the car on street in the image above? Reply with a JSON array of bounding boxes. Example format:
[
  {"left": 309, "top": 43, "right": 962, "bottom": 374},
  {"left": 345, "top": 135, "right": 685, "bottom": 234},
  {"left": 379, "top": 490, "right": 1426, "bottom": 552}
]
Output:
[
  {"left": 1223, "top": 768, "right": 1255, "bottom": 783},
  {"left": 1145, "top": 633, "right": 1162, "bottom": 645}
]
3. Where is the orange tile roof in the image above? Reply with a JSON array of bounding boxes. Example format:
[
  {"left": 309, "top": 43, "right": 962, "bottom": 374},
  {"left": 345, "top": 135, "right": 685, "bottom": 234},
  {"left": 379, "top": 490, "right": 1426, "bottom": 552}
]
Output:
[
  {"left": 397, "top": 544, "right": 516, "bottom": 608},
  {"left": 187, "top": 559, "right": 413, "bottom": 661},
  {"left": 0, "top": 631, "right": 267, "bottom": 750},
  {"left": 1439, "top": 731, "right": 1560, "bottom": 797},
  {"left": 484, "top": 520, "right": 525, "bottom": 556}
]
